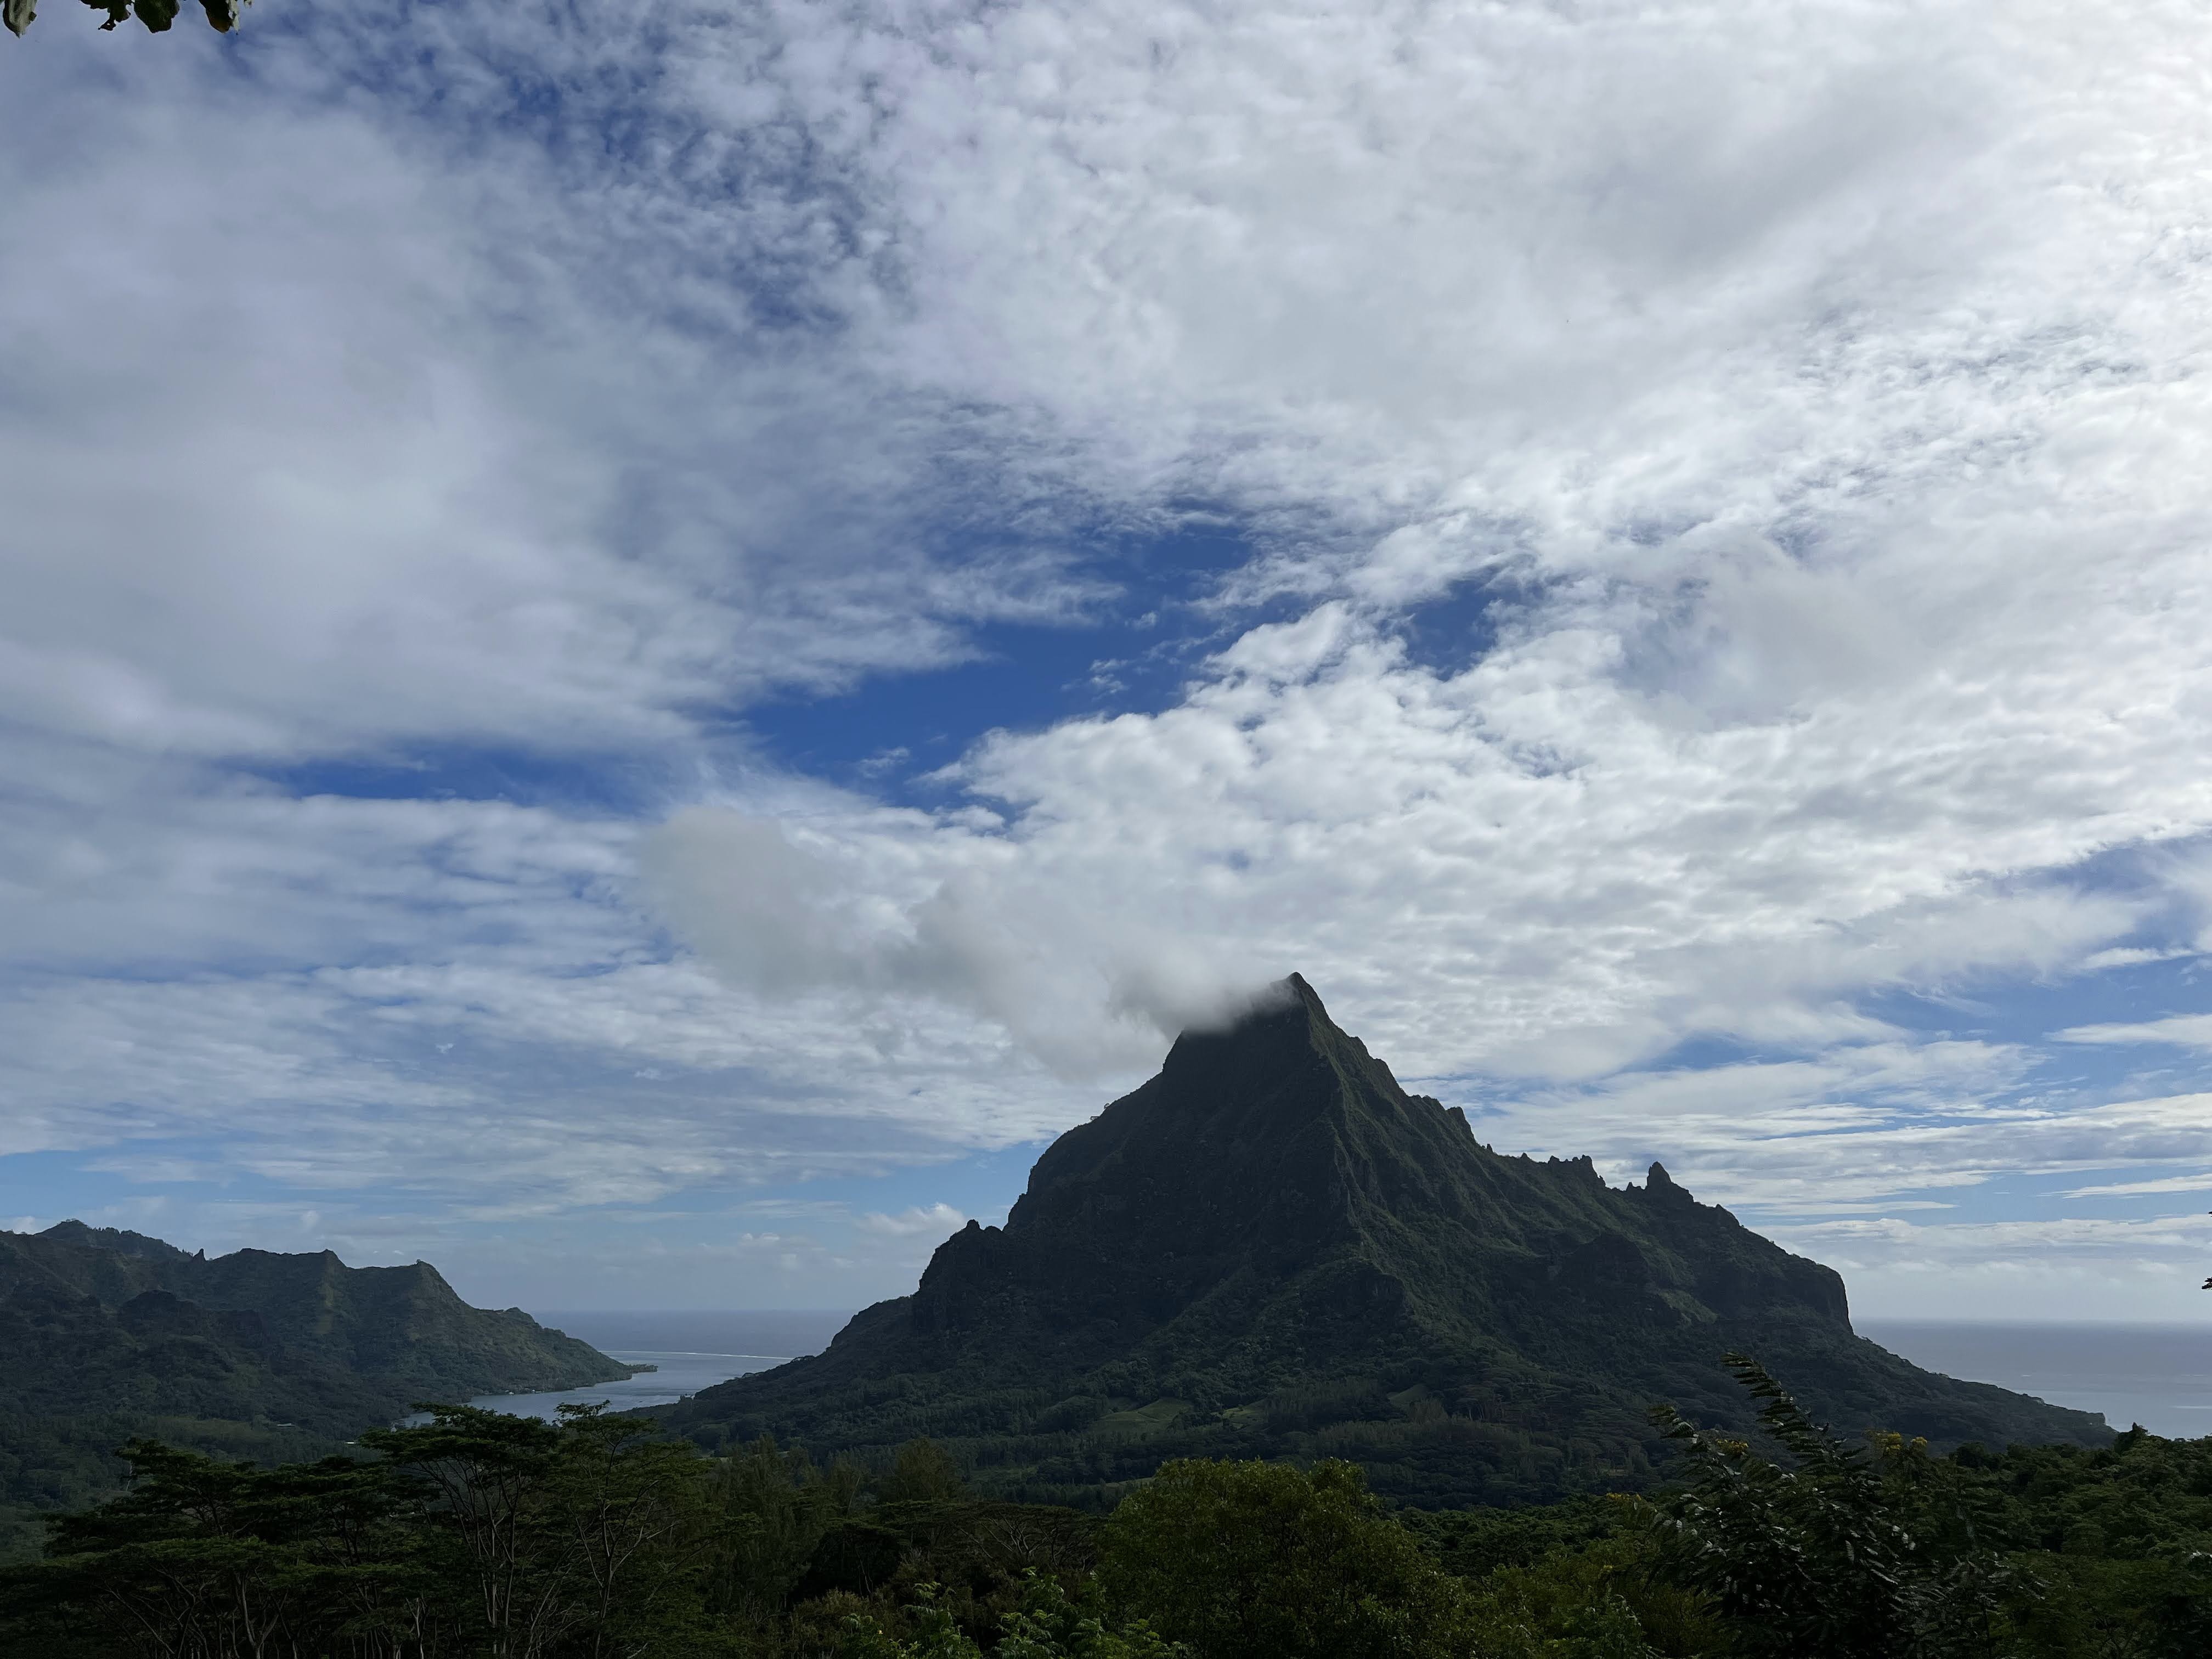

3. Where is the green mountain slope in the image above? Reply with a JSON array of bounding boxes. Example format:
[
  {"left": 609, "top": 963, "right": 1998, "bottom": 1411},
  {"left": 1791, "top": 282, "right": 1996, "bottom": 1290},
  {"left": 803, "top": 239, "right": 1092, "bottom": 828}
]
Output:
[
  {"left": 1, "top": 1222, "right": 623, "bottom": 1414},
  {"left": 0, "top": 1222, "right": 629, "bottom": 1551},
  {"left": 664, "top": 975, "right": 2109, "bottom": 1507}
]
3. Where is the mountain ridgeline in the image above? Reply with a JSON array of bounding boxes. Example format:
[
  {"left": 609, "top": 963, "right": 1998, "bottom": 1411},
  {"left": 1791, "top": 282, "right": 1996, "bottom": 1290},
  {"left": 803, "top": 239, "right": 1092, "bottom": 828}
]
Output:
[
  {"left": 0, "top": 1221, "right": 629, "bottom": 1548},
  {"left": 0, "top": 1220, "right": 625, "bottom": 1425},
  {"left": 666, "top": 975, "right": 2108, "bottom": 1506}
]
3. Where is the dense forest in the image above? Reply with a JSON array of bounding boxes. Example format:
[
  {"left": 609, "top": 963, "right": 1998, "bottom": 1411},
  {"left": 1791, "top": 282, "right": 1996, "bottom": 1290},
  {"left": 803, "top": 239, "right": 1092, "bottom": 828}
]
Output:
[
  {"left": 0, "top": 1221, "right": 633, "bottom": 1553},
  {"left": 2, "top": 1357, "right": 2203, "bottom": 1659}
]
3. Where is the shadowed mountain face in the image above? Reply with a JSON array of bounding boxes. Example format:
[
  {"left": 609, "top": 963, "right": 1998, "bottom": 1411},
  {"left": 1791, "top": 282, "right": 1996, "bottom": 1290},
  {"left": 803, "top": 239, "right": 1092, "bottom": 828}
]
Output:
[
  {"left": 665, "top": 976, "right": 2109, "bottom": 1508},
  {"left": 0, "top": 1222, "right": 627, "bottom": 1431},
  {"left": 0, "top": 1222, "right": 634, "bottom": 1549}
]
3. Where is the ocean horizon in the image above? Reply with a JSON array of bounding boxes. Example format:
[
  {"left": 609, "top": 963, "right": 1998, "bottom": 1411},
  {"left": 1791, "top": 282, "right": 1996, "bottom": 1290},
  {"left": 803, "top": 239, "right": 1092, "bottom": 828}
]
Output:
[{"left": 1859, "top": 1319, "right": 2212, "bottom": 1441}]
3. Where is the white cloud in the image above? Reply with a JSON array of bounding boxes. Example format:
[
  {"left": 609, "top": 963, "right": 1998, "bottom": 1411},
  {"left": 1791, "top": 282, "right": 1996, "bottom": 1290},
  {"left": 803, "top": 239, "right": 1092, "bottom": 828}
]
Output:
[
  {"left": 1522, "top": 1084, "right": 2212, "bottom": 1215},
  {"left": 652, "top": 595, "right": 2193, "bottom": 1086},
  {"left": 2060, "top": 1172, "right": 2212, "bottom": 1200},
  {"left": 639, "top": 808, "right": 1289, "bottom": 1078},
  {"left": 1769, "top": 1209, "right": 2212, "bottom": 1321},
  {"left": 2059, "top": 1015, "right": 2212, "bottom": 1052},
  {"left": 6, "top": 0, "right": 2212, "bottom": 1315},
  {"left": 859, "top": 1203, "right": 972, "bottom": 1238},
  {"left": 0, "top": 21, "right": 1114, "bottom": 777}
]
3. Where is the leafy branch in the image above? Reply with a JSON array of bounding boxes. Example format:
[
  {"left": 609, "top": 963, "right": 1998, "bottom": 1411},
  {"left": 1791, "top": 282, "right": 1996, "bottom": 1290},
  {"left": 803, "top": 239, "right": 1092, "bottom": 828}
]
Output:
[
  {"left": 4, "top": 0, "right": 244, "bottom": 41},
  {"left": 1638, "top": 1352, "right": 2021, "bottom": 1659}
]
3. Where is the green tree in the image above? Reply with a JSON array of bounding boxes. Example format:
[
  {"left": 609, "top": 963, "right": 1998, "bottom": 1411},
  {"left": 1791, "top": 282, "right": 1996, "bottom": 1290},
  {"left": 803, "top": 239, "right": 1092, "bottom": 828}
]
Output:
[
  {"left": 707, "top": 1434, "right": 857, "bottom": 1637},
  {"left": 0, "top": 1440, "right": 419, "bottom": 1658},
  {"left": 544, "top": 1406, "right": 721, "bottom": 1658},
  {"left": 827, "top": 1575, "right": 1185, "bottom": 1659},
  {"left": 995, "top": 1570, "right": 1186, "bottom": 1659},
  {"left": 1099, "top": 1457, "right": 1488, "bottom": 1659},
  {"left": 837, "top": 1583, "right": 982, "bottom": 1659},
  {"left": 878, "top": 1440, "right": 967, "bottom": 1508},
  {"left": 363, "top": 1403, "right": 563, "bottom": 1650},
  {"left": 1640, "top": 1354, "right": 2015, "bottom": 1659},
  {"left": 362, "top": 1401, "right": 718, "bottom": 1659},
  {"left": 0, "top": 1402, "right": 721, "bottom": 1658}
]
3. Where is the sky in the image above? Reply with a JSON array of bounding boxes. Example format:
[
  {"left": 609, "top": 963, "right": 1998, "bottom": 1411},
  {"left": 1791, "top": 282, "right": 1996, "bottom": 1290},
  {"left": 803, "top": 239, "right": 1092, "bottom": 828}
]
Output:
[{"left": 2, "top": 0, "right": 2211, "bottom": 1323}]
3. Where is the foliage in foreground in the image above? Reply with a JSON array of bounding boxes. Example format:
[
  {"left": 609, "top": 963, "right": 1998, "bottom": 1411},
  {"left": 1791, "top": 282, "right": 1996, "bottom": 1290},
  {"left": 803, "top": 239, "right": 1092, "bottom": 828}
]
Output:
[
  {"left": 0, "top": 1402, "right": 719, "bottom": 1658},
  {"left": 2, "top": 1357, "right": 2208, "bottom": 1657},
  {"left": 1630, "top": 1356, "right": 2212, "bottom": 1659},
  {"left": 1098, "top": 1455, "right": 1486, "bottom": 1659},
  {"left": 1641, "top": 1353, "right": 2023, "bottom": 1657}
]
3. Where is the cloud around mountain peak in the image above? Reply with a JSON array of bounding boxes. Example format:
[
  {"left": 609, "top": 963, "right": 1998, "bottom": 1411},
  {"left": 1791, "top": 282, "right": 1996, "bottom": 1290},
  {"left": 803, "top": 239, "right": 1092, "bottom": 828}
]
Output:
[{"left": 2, "top": 0, "right": 2211, "bottom": 1313}]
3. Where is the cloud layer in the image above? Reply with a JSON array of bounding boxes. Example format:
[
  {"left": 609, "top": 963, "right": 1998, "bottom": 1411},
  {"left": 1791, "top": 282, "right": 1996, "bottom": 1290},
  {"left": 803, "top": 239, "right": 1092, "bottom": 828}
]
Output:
[{"left": 3, "top": 0, "right": 2211, "bottom": 1314}]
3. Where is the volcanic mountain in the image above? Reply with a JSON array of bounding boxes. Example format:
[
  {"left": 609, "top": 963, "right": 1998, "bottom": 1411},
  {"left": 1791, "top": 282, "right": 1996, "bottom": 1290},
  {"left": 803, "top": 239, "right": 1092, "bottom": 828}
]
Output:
[{"left": 666, "top": 976, "right": 2108, "bottom": 1506}]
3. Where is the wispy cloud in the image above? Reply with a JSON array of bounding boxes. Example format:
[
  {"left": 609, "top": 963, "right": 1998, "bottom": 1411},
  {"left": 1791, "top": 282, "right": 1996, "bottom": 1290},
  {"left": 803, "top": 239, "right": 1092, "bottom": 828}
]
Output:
[
  {"left": 4, "top": 0, "right": 2212, "bottom": 1316},
  {"left": 2057, "top": 1015, "right": 2212, "bottom": 1052},
  {"left": 2060, "top": 1172, "right": 2212, "bottom": 1200},
  {"left": 859, "top": 1204, "right": 973, "bottom": 1238}
]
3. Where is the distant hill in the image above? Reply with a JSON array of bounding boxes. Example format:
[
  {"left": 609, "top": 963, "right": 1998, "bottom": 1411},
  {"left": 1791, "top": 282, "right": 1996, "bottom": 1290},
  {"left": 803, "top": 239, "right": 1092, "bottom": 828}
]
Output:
[
  {"left": 664, "top": 975, "right": 2110, "bottom": 1508},
  {"left": 0, "top": 1223, "right": 629, "bottom": 1552}
]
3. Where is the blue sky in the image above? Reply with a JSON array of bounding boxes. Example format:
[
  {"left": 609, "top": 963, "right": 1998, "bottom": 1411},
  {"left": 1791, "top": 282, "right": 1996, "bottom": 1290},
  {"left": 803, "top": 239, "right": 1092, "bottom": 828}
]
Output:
[{"left": 2, "top": 0, "right": 2211, "bottom": 1321}]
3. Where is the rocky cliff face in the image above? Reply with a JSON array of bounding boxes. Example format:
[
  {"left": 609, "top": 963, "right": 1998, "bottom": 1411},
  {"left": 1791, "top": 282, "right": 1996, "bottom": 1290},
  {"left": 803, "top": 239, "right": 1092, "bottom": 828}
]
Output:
[{"left": 668, "top": 976, "right": 2108, "bottom": 1506}]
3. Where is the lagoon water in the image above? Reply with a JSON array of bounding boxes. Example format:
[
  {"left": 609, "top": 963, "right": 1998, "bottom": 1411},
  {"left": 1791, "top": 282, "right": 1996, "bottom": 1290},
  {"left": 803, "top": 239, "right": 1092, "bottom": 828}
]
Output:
[
  {"left": 446, "top": 1350, "right": 782, "bottom": 1423},
  {"left": 1860, "top": 1321, "right": 2212, "bottom": 1440},
  {"left": 449, "top": 1310, "right": 854, "bottom": 1423}
]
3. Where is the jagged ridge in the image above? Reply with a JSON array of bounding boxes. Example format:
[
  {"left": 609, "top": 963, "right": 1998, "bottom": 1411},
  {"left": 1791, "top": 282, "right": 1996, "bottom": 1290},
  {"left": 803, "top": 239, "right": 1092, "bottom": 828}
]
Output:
[{"left": 666, "top": 975, "right": 2108, "bottom": 1507}]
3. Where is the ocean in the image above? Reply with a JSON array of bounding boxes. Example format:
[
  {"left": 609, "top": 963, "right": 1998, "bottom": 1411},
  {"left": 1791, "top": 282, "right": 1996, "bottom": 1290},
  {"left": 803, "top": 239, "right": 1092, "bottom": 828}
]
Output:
[{"left": 1859, "top": 1320, "right": 2212, "bottom": 1440}]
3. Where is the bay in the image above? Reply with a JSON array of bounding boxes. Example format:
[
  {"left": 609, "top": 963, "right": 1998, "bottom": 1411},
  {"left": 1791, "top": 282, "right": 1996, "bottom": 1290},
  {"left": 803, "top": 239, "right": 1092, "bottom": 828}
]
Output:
[{"left": 437, "top": 1310, "right": 853, "bottom": 1424}]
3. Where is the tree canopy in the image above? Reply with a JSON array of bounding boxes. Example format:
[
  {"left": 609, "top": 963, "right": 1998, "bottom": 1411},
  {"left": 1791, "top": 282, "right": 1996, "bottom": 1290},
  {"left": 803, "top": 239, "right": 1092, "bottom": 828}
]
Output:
[{"left": 4, "top": 1362, "right": 2209, "bottom": 1657}]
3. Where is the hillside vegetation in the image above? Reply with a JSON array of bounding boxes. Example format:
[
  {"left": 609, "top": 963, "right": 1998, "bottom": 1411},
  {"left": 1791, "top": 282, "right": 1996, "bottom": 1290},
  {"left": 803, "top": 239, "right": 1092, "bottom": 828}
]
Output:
[
  {"left": 667, "top": 978, "right": 2105, "bottom": 1506},
  {"left": 0, "top": 1221, "right": 629, "bottom": 1551},
  {"left": 1, "top": 1361, "right": 2200, "bottom": 1658}
]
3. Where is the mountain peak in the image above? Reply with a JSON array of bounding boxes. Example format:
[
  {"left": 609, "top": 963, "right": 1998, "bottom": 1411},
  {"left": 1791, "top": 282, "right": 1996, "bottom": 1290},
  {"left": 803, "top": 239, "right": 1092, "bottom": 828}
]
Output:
[
  {"left": 1154, "top": 970, "right": 1365, "bottom": 1093},
  {"left": 668, "top": 977, "right": 2112, "bottom": 1505},
  {"left": 1161, "top": 971, "right": 1326, "bottom": 1045},
  {"left": 1265, "top": 969, "right": 1331, "bottom": 1021},
  {"left": 38, "top": 1219, "right": 195, "bottom": 1264}
]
